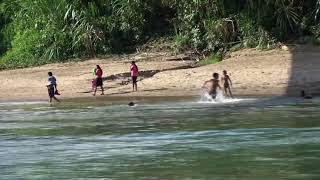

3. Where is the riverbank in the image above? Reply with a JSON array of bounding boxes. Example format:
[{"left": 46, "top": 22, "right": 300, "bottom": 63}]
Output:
[{"left": 0, "top": 45, "right": 320, "bottom": 102}]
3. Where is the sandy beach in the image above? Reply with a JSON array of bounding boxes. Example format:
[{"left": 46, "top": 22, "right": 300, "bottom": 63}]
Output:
[{"left": 1, "top": 45, "right": 320, "bottom": 102}]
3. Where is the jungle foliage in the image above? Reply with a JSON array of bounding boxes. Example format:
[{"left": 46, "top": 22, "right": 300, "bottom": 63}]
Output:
[{"left": 0, "top": 0, "right": 320, "bottom": 69}]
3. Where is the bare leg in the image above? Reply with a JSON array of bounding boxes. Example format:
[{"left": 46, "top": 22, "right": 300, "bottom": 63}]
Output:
[
  {"left": 224, "top": 87, "right": 228, "bottom": 97},
  {"left": 228, "top": 87, "right": 233, "bottom": 98},
  {"left": 133, "top": 83, "right": 137, "bottom": 91},
  {"left": 135, "top": 83, "right": 138, "bottom": 91},
  {"left": 101, "top": 86, "right": 104, "bottom": 95},
  {"left": 93, "top": 87, "right": 97, "bottom": 96},
  {"left": 53, "top": 96, "right": 60, "bottom": 102}
]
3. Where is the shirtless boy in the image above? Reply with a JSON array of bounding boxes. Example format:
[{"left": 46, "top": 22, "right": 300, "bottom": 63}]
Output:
[
  {"left": 221, "top": 70, "right": 233, "bottom": 98},
  {"left": 202, "top": 73, "right": 221, "bottom": 99}
]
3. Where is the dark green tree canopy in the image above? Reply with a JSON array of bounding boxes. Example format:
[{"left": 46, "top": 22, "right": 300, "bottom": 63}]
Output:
[{"left": 0, "top": 0, "right": 320, "bottom": 69}]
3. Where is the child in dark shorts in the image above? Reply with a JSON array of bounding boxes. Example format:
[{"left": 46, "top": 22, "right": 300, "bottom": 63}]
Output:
[
  {"left": 93, "top": 65, "right": 104, "bottom": 96},
  {"left": 202, "top": 73, "right": 221, "bottom": 99},
  {"left": 132, "top": 76, "right": 137, "bottom": 84},
  {"left": 130, "top": 61, "right": 139, "bottom": 91},
  {"left": 47, "top": 72, "right": 60, "bottom": 103}
]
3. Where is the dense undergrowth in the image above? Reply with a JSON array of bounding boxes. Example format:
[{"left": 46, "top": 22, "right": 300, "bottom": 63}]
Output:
[{"left": 0, "top": 0, "right": 320, "bottom": 69}]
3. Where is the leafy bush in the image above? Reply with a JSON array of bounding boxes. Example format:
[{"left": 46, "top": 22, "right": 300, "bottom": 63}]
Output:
[
  {"left": 310, "top": 24, "right": 320, "bottom": 38},
  {"left": 173, "top": 34, "right": 189, "bottom": 53},
  {"left": 0, "top": 0, "right": 320, "bottom": 69},
  {"left": 198, "top": 53, "right": 223, "bottom": 66},
  {"left": 204, "top": 18, "right": 237, "bottom": 51},
  {"left": 0, "top": 30, "right": 43, "bottom": 69},
  {"left": 238, "top": 15, "right": 259, "bottom": 48},
  {"left": 238, "top": 15, "right": 276, "bottom": 49},
  {"left": 229, "top": 43, "right": 243, "bottom": 52}
]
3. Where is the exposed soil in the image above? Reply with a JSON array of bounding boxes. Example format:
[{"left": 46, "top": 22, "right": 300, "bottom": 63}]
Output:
[{"left": 1, "top": 45, "right": 320, "bottom": 102}]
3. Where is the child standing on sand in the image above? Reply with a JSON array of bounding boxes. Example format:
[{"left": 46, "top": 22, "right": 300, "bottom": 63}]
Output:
[
  {"left": 93, "top": 65, "right": 104, "bottom": 96},
  {"left": 221, "top": 70, "right": 233, "bottom": 98},
  {"left": 130, "top": 61, "right": 139, "bottom": 91},
  {"left": 202, "top": 73, "right": 221, "bottom": 99},
  {"left": 47, "top": 72, "right": 60, "bottom": 103}
]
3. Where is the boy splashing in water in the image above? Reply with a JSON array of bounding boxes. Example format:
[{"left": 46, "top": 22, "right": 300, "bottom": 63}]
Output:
[
  {"left": 202, "top": 73, "right": 221, "bottom": 99},
  {"left": 221, "top": 70, "right": 233, "bottom": 98}
]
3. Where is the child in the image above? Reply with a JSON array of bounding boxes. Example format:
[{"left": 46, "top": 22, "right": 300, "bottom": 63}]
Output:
[
  {"left": 221, "top": 70, "right": 233, "bottom": 98},
  {"left": 47, "top": 72, "right": 60, "bottom": 103},
  {"left": 130, "top": 61, "right": 139, "bottom": 91},
  {"left": 202, "top": 73, "right": 221, "bottom": 99},
  {"left": 93, "top": 65, "right": 104, "bottom": 96}
]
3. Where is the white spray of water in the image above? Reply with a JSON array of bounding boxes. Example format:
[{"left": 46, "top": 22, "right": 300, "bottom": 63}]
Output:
[
  {"left": 199, "top": 89, "right": 245, "bottom": 104},
  {"left": 0, "top": 101, "right": 48, "bottom": 106}
]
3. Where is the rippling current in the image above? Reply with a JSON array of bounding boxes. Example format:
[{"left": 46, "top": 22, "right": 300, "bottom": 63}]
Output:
[{"left": 1, "top": 97, "right": 320, "bottom": 179}]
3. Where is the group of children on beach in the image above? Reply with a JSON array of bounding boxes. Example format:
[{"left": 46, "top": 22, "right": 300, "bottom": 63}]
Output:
[
  {"left": 46, "top": 61, "right": 139, "bottom": 103},
  {"left": 46, "top": 60, "right": 233, "bottom": 103}
]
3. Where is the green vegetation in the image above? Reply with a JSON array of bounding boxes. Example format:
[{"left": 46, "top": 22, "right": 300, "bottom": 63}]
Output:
[
  {"left": 198, "top": 53, "right": 223, "bottom": 66},
  {"left": 0, "top": 0, "right": 320, "bottom": 69}
]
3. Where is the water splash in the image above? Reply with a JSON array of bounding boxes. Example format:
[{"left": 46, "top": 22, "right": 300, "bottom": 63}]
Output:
[
  {"left": 199, "top": 89, "right": 244, "bottom": 104},
  {"left": 0, "top": 101, "right": 48, "bottom": 106}
]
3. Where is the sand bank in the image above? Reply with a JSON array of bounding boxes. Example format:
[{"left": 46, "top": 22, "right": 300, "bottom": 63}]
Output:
[{"left": 0, "top": 45, "right": 320, "bottom": 102}]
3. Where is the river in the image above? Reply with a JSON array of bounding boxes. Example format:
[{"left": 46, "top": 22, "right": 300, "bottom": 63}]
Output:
[{"left": 1, "top": 97, "right": 320, "bottom": 179}]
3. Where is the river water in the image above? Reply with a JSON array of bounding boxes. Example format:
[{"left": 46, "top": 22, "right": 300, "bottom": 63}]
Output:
[{"left": 1, "top": 97, "right": 320, "bottom": 179}]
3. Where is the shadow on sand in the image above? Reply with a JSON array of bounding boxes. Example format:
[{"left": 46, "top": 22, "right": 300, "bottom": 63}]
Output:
[
  {"left": 287, "top": 45, "right": 320, "bottom": 97},
  {"left": 107, "top": 88, "right": 169, "bottom": 96}
]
